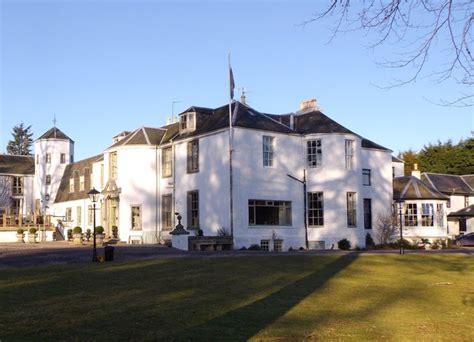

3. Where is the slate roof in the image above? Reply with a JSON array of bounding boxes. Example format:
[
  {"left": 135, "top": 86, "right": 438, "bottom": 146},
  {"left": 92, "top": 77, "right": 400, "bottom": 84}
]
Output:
[
  {"left": 55, "top": 154, "right": 102, "bottom": 203},
  {"left": 461, "top": 175, "right": 474, "bottom": 190},
  {"left": 422, "top": 173, "right": 474, "bottom": 196},
  {"left": 448, "top": 204, "right": 474, "bottom": 218},
  {"left": 0, "top": 154, "right": 35, "bottom": 175},
  {"left": 107, "top": 127, "right": 167, "bottom": 150},
  {"left": 171, "top": 102, "right": 390, "bottom": 151},
  {"left": 37, "top": 127, "right": 74, "bottom": 142},
  {"left": 98, "top": 101, "right": 390, "bottom": 152},
  {"left": 393, "top": 176, "right": 449, "bottom": 200},
  {"left": 392, "top": 156, "right": 404, "bottom": 163}
]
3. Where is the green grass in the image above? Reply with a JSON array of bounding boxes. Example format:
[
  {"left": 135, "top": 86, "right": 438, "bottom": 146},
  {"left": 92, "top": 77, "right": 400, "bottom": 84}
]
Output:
[{"left": 1, "top": 255, "right": 473, "bottom": 341}]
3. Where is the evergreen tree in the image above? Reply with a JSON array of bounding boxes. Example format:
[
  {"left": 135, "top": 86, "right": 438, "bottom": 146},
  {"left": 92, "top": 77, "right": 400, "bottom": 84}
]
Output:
[
  {"left": 398, "top": 149, "right": 419, "bottom": 176},
  {"left": 6, "top": 123, "right": 33, "bottom": 155}
]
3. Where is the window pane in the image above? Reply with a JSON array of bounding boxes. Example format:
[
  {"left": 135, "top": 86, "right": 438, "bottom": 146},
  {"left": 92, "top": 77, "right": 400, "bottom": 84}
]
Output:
[
  {"left": 307, "top": 140, "right": 322, "bottom": 168},
  {"left": 263, "top": 136, "right": 274, "bottom": 167},
  {"left": 364, "top": 198, "right": 372, "bottom": 229},
  {"left": 248, "top": 199, "right": 291, "bottom": 226},
  {"left": 347, "top": 192, "right": 357, "bottom": 227},
  {"left": 308, "top": 192, "right": 324, "bottom": 227}
]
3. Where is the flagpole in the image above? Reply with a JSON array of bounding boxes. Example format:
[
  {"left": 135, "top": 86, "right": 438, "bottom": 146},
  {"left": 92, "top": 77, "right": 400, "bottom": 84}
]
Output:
[{"left": 228, "top": 53, "right": 234, "bottom": 241}]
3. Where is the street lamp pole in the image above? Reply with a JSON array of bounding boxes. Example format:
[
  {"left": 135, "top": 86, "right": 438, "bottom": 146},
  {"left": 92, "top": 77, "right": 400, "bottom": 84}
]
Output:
[
  {"left": 396, "top": 199, "right": 405, "bottom": 255},
  {"left": 287, "top": 169, "right": 308, "bottom": 249},
  {"left": 88, "top": 188, "right": 100, "bottom": 262}
]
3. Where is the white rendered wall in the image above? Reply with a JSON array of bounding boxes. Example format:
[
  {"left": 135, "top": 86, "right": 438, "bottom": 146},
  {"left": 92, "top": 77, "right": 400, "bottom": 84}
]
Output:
[
  {"left": 34, "top": 139, "right": 73, "bottom": 213},
  {"left": 173, "top": 130, "right": 231, "bottom": 237},
  {"left": 106, "top": 146, "right": 159, "bottom": 243},
  {"left": 392, "top": 161, "right": 404, "bottom": 178}
]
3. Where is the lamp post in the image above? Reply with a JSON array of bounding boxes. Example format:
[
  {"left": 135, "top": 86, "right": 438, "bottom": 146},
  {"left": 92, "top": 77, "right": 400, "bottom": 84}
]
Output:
[
  {"left": 88, "top": 188, "right": 100, "bottom": 262},
  {"left": 395, "top": 199, "right": 405, "bottom": 255},
  {"left": 287, "top": 170, "right": 308, "bottom": 249}
]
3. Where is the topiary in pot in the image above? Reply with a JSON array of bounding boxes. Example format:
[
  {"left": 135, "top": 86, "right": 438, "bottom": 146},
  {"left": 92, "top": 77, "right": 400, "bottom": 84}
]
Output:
[
  {"left": 95, "top": 226, "right": 105, "bottom": 246},
  {"left": 85, "top": 229, "right": 92, "bottom": 242},
  {"left": 28, "top": 228, "right": 37, "bottom": 243},
  {"left": 73, "top": 226, "right": 83, "bottom": 244},
  {"left": 16, "top": 228, "right": 25, "bottom": 243}
]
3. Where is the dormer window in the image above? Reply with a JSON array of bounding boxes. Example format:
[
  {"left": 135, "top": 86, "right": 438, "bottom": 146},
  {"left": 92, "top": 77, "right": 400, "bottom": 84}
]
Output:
[{"left": 179, "top": 112, "right": 196, "bottom": 133}]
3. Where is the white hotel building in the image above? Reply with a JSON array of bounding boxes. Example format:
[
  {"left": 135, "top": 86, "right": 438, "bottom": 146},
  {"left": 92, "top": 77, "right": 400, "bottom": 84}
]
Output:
[{"left": 2, "top": 99, "right": 404, "bottom": 249}]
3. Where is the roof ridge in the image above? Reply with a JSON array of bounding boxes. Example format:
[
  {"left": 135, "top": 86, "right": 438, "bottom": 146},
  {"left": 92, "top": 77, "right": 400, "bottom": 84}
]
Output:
[
  {"left": 423, "top": 172, "right": 462, "bottom": 177},
  {"left": 0, "top": 154, "right": 34, "bottom": 158},
  {"left": 142, "top": 127, "right": 151, "bottom": 145}
]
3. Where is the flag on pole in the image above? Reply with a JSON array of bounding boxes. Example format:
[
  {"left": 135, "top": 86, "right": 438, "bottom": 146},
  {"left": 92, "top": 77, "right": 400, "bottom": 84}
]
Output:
[{"left": 229, "top": 66, "right": 235, "bottom": 100}]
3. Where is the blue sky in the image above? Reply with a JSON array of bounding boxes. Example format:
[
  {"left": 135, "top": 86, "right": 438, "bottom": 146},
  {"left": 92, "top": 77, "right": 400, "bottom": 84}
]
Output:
[{"left": 1, "top": 0, "right": 472, "bottom": 161}]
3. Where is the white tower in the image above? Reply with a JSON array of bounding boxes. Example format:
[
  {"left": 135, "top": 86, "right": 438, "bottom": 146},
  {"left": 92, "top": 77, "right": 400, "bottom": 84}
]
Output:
[{"left": 34, "top": 127, "right": 74, "bottom": 214}]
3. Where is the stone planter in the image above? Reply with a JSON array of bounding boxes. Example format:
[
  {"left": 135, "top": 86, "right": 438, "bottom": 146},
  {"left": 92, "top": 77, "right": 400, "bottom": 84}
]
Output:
[
  {"left": 73, "top": 233, "right": 83, "bottom": 245},
  {"left": 28, "top": 233, "right": 37, "bottom": 243},
  {"left": 16, "top": 233, "right": 25, "bottom": 243},
  {"left": 96, "top": 234, "right": 105, "bottom": 246}
]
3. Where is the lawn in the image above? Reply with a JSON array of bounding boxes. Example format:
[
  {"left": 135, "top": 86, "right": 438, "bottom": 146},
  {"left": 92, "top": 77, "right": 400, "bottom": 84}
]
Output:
[{"left": 1, "top": 254, "right": 473, "bottom": 341}]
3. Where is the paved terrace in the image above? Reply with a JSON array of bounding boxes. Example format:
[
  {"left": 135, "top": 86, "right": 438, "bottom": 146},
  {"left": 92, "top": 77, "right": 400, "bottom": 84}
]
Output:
[{"left": 0, "top": 242, "right": 473, "bottom": 269}]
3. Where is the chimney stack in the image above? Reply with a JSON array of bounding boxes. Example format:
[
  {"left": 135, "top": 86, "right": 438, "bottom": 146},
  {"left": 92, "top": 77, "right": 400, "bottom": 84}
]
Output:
[
  {"left": 240, "top": 94, "right": 247, "bottom": 105},
  {"left": 299, "top": 99, "right": 318, "bottom": 112},
  {"left": 411, "top": 163, "right": 421, "bottom": 179}
]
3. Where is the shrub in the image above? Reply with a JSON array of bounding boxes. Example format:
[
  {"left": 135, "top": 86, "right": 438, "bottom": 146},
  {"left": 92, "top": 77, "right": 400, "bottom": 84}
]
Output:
[
  {"left": 239, "top": 246, "right": 247, "bottom": 251},
  {"left": 85, "top": 229, "right": 92, "bottom": 241},
  {"left": 299, "top": 246, "right": 305, "bottom": 251},
  {"left": 95, "top": 226, "right": 104, "bottom": 234},
  {"left": 17, "top": 228, "right": 24, "bottom": 235},
  {"left": 73, "top": 226, "right": 82, "bottom": 234},
  {"left": 248, "top": 244, "right": 261, "bottom": 251},
  {"left": 288, "top": 247, "right": 294, "bottom": 252},
  {"left": 217, "top": 227, "right": 230, "bottom": 236},
  {"left": 197, "top": 229, "right": 203, "bottom": 236},
  {"left": 29, "top": 228, "right": 37, "bottom": 234},
  {"left": 365, "top": 233, "right": 375, "bottom": 249},
  {"left": 112, "top": 225, "right": 118, "bottom": 238},
  {"left": 338, "top": 239, "right": 351, "bottom": 250}
]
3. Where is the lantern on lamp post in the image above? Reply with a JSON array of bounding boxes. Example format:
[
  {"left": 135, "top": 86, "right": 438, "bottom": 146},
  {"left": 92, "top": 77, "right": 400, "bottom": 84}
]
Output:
[{"left": 88, "top": 188, "right": 100, "bottom": 262}]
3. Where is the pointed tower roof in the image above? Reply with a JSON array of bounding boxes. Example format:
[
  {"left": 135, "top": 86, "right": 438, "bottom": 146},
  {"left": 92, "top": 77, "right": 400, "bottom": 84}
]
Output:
[{"left": 37, "top": 127, "right": 74, "bottom": 143}]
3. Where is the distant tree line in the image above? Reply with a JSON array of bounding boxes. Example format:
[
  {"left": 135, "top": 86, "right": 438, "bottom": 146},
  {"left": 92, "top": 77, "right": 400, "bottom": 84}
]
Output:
[{"left": 398, "top": 138, "right": 474, "bottom": 176}]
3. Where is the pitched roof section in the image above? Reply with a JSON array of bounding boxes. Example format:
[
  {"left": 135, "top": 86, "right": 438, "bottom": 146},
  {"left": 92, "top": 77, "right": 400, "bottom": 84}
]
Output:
[
  {"left": 105, "top": 101, "right": 390, "bottom": 151},
  {"left": 448, "top": 204, "right": 474, "bottom": 218},
  {"left": 37, "top": 127, "right": 74, "bottom": 142},
  {"left": 106, "top": 127, "right": 166, "bottom": 150},
  {"left": 54, "top": 154, "right": 101, "bottom": 203},
  {"left": 0, "top": 154, "right": 35, "bottom": 175},
  {"left": 461, "top": 175, "right": 474, "bottom": 190},
  {"left": 422, "top": 173, "right": 474, "bottom": 196},
  {"left": 392, "top": 156, "right": 404, "bottom": 163},
  {"left": 393, "top": 176, "right": 449, "bottom": 200}
]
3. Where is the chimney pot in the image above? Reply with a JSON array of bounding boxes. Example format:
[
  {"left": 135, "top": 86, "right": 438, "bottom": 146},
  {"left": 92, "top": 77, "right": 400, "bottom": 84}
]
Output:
[{"left": 299, "top": 99, "right": 318, "bottom": 111}]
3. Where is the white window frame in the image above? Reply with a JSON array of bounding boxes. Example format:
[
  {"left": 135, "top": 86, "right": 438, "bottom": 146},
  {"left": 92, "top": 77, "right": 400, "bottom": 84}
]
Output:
[
  {"left": 362, "top": 169, "right": 371, "bottom": 186},
  {"left": 307, "top": 140, "right": 322, "bottom": 168},
  {"left": 345, "top": 139, "right": 354, "bottom": 170},
  {"left": 263, "top": 136, "right": 274, "bottom": 167},
  {"left": 346, "top": 192, "right": 357, "bottom": 227},
  {"left": 405, "top": 203, "right": 418, "bottom": 227},
  {"left": 162, "top": 147, "right": 172, "bottom": 178},
  {"left": 421, "top": 203, "right": 434, "bottom": 227},
  {"left": 308, "top": 192, "right": 324, "bottom": 227},
  {"left": 248, "top": 200, "right": 292, "bottom": 226},
  {"left": 131, "top": 205, "right": 142, "bottom": 230}
]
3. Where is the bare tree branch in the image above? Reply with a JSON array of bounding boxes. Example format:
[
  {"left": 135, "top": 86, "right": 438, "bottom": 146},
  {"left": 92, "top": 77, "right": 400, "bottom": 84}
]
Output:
[{"left": 304, "top": 0, "right": 474, "bottom": 106}]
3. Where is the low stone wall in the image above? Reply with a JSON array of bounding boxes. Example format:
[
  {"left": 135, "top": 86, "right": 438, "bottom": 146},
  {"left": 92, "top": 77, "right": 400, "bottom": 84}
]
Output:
[
  {"left": 0, "top": 230, "right": 55, "bottom": 243},
  {"left": 188, "top": 236, "right": 233, "bottom": 251}
]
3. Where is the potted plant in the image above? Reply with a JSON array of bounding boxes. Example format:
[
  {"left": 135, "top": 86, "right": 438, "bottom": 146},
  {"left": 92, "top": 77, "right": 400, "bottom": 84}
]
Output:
[
  {"left": 112, "top": 225, "right": 118, "bottom": 239},
  {"left": 72, "top": 226, "right": 83, "bottom": 245},
  {"left": 85, "top": 229, "right": 92, "bottom": 242},
  {"left": 28, "top": 228, "right": 37, "bottom": 243},
  {"left": 95, "top": 226, "right": 105, "bottom": 245},
  {"left": 16, "top": 228, "right": 25, "bottom": 243}
]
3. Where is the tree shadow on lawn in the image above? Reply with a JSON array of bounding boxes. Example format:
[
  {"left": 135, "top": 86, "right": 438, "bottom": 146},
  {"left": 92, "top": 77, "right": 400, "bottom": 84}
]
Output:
[{"left": 168, "top": 253, "right": 360, "bottom": 341}]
